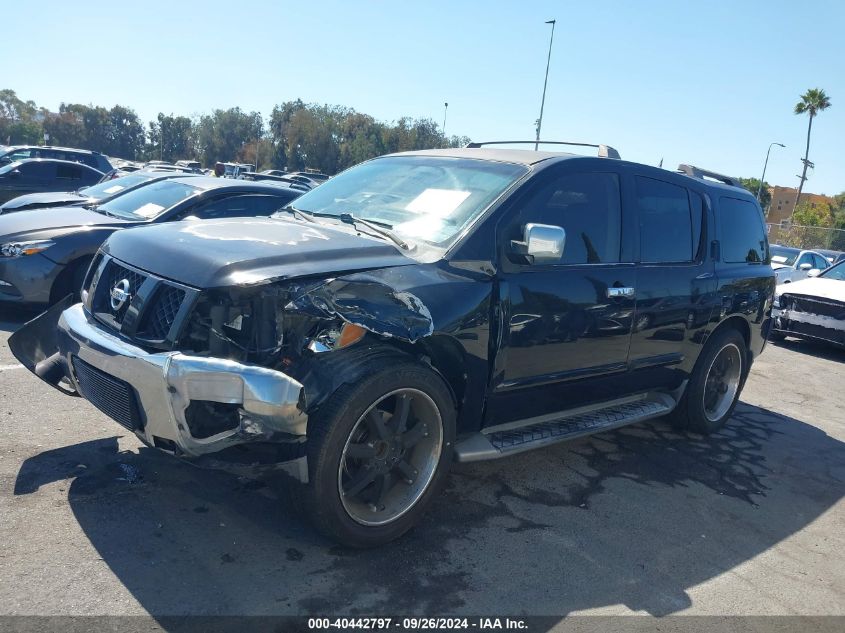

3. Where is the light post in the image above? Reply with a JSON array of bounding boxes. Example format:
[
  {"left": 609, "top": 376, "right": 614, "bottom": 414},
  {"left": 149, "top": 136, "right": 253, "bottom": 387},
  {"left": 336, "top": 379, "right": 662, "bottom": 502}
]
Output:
[
  {"left": 757, "top": 142, "right": 785, "bottom": 203},
  {"left": 534, "top": 19, "right": 556, "bottom": 150},
  {"left": 442, "top": 102, "right": 448, "bottom": 145}
]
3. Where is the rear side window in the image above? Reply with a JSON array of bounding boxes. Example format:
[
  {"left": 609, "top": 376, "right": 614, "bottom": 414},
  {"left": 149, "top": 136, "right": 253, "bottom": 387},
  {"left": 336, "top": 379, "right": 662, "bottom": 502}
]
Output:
[
  {"left": 635, "top": 176, "right": 693, "bottom": 263},
  {"left": 718, "top": 197, "right": 768, "bottom": 264},
  {"left": 56, "top": 164, "right": 82, "bottom": 180},
  {"left": 512, "top": 172, "right": 622, "bottom": 264}
]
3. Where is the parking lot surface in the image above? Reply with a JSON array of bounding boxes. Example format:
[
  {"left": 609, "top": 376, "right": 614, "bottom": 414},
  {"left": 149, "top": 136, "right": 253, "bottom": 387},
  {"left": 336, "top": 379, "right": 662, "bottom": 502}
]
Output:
[{"left": 0, "top": 308, "right": 843, "bottom": 619}]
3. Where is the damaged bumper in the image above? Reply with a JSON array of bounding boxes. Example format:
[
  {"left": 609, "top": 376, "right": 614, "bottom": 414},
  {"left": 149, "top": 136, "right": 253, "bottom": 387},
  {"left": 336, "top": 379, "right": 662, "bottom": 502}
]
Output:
[
  {"left": 772, "top": 304, "right": 845, "bottom": 346},
  {"left": 10, "top": 302, "right": 309, "bottom": 477}
]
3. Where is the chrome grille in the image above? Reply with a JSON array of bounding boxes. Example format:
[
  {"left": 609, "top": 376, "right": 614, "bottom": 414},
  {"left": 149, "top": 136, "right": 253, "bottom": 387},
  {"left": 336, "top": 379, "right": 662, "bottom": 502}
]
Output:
[{"left": 93, "top": 259, "right": 147, "bottom": 324}]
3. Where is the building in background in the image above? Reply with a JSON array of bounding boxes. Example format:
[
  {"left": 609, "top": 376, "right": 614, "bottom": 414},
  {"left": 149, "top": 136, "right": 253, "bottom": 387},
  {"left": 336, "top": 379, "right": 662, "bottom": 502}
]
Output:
[{"left": 766, "top": 186, "right": 836, "bottom": 225}]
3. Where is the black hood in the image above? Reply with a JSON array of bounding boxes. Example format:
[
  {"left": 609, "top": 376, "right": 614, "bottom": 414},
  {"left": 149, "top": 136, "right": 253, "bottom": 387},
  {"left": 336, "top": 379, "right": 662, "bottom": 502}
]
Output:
[
  {"left": 0, "top": 205, "right": 129, "bottom": 239},
  {"left": 0, "top": 191, "right": 89, "bottom": 213},
  {"left": 102, "top": 217, "right": 416, "bottom": 288}
]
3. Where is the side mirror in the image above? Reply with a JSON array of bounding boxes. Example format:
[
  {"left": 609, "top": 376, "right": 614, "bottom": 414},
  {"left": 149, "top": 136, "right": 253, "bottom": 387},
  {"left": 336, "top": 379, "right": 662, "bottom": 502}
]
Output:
[
  {"left": 799, "top": 263, "right": 812, "bottom": 271},
  {"left": 807, "top": 269, "right": 821, "bottom": 277},
  {"left": 511, "top": 223, "right": 566, "bottom": 265}
]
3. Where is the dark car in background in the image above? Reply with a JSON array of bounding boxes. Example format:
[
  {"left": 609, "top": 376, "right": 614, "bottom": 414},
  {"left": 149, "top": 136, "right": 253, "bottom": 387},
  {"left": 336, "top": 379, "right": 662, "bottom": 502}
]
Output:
[
  {"left": 0, "top": 170, "right": 199, "bottom": 214},
  {"left": 0, "top": 145, "right": 112, "bottom": 174},
  {"left": 9, "top": 145, "right": 775, "bottom": 547},
  {"left": 0, "top": 159, "right": 104, "bottom": 205},
  {"left": 0, "top": 176, "right": 303, "bottom": 307}
]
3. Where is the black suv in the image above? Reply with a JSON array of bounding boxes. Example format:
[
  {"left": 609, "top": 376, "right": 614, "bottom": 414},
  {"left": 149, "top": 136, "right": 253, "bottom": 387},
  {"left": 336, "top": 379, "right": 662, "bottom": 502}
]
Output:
[
  {"left": 0, "top": 145, "right": 112, "bottom": 174},
  {"left": 10, "top": 144, "right": 775, "bottom": 547}
]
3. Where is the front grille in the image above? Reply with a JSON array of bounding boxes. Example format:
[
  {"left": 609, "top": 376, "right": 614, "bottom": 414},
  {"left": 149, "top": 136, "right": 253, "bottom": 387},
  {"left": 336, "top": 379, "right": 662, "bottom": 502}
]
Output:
[
  {"left": 138, "top": 285, "right": 186, "bottom": 340},
  {"left": 71, "top": 356, "right": 142, "bottom": 431},
  {"left": 783, "top": 320, "right": 845, "bottom": 345},
  {"left": 93, "top": 259, "right": 147, "bottom": 325},
  {"left": 785, "top": 295, "right": 845, "bottom": 320}
]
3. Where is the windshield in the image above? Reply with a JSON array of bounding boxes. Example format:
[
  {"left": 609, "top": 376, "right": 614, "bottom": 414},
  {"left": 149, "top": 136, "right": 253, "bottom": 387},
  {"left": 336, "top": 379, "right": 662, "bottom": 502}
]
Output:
[
  {"left": 78, "top": 173, "right": 155, "bottom": 199},
  {"left": 97, "top": 180, "right": 199, "bottom": 220},
  {"left": 819, "top": 261, "right": 845, "bottom": 281},
  {"left": 770, "top": 246, "right": 799, "bottom": 266},
  {"left": 279, "top": 156, "right": 528, "bottom": 246}
]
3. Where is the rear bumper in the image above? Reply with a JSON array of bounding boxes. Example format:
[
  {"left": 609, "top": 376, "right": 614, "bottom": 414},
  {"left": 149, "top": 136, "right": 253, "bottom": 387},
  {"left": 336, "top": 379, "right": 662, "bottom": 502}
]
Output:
[{"left": 13, "top": 302, "right": 309, "bottom": 477}]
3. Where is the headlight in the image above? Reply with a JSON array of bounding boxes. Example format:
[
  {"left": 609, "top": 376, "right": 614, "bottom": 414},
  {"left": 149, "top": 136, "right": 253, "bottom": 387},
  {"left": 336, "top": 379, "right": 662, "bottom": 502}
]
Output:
[{"left": 0, "top": 240, "right": 56, "bottom": 258}]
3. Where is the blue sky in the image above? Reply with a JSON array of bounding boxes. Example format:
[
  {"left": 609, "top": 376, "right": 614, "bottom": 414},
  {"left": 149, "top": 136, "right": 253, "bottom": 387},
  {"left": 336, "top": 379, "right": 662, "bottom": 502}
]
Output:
[{"left": 4, "top": 0, "right": 844, "bottom": 194}]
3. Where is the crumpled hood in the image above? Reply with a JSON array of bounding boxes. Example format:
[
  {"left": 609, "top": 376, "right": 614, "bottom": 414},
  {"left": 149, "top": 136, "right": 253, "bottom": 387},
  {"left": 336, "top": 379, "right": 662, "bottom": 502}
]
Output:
[
  {"left": 0, "top": 205, "right": 128, "bottom": 239},
  {"left": 0, "top": 191, "right": 88, "bottom": 213},
  {"left": 778, "top": 276, "right": 845, "bottom": 302},
  {"left": 102, "top": 217, "right": 416, "bottom": 288}
]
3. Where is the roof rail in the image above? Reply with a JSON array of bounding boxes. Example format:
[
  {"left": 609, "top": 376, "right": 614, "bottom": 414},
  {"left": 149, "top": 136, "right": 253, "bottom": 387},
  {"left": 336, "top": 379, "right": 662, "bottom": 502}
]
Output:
[
  {"left": 464, "top": 140, "right": 621, "bottom": 159},
  {"left": 677, "top": 164, "right": 742, "bottom": 188}
]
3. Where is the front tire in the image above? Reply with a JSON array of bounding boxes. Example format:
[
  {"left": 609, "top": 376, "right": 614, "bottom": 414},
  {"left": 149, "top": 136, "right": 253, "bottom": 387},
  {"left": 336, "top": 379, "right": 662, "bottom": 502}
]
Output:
[
  {"left": 300, "top": 357, "right": 455, "bottom": 547},
  {"left": 671, "top": 328, "right": 747, "bottom": 434}
]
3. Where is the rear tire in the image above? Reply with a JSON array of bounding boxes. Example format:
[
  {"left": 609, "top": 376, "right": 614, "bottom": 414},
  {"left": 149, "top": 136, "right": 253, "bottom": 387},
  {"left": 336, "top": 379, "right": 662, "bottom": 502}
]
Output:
[
  {"left": 670, "top": 328, "right": 747, "bottom": 434},
  {"left": 299, "top": 357, "right": 455, "bottom": 548},
  {"left": 50, "top": 257, "right": 92, "bottom": 305}
]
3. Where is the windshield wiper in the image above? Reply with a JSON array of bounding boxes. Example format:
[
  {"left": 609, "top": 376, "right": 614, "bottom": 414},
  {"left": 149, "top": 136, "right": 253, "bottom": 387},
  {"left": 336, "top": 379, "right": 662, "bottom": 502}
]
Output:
[
  {"left": 339, "top": 213, "right": 409, "bottom": 250},
  {"left": 280, "top": 205, "right": 315, "bottom": 223}
]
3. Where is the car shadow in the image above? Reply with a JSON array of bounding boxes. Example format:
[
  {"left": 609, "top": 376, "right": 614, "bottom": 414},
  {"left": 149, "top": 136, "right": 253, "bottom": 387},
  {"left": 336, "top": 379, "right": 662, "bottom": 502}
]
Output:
[
  {"left": 772, "top": 336, "right": 845, "bottom": 362},
  {"left": 13, "top": 401, "right": 845, "bottom": 622}
]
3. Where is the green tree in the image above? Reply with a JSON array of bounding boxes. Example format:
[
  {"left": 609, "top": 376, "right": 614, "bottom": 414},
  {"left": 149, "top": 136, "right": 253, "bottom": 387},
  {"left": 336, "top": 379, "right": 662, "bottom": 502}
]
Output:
[
  {"left": 793, "top": 88, "right": 831, "bottom": 210},
  {"left": 195, "top": 107, "right": 263, "bottom": 167},
  {"left": 107, "top": 105, "right": 145, "bottom": 159},
  {"left": 0, "top": 89, "right": 42, "bottom": 144},
  {"left": 738, "top": 177, "right": 771, "bottom": 211},
  {"left": 42, "top": 111, "right": 86, "bottom": 147},
  {"left": 792, "top": 200, "right": 833, "bottom": 227},
  {"left": 147, "top": 113, "right": 195, "bottom": 162}
]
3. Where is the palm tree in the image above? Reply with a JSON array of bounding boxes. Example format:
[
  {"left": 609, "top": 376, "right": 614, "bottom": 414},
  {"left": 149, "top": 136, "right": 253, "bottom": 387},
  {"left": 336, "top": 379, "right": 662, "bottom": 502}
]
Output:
[{"left": 792, "top": 88, "right": 831, "bottom": 213}]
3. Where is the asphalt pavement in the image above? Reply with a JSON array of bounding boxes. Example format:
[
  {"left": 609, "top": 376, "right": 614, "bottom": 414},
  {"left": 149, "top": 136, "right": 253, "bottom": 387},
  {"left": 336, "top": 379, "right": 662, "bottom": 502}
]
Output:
[{"left": 0, "top": 307, "right": 843, "bottom": 623}]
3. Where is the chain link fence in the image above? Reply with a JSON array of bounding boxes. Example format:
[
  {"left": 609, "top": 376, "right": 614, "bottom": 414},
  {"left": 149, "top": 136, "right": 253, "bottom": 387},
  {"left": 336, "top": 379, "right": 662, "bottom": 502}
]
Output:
[{"left": 766, "top": 223, "right": 845, "bottom": 252}]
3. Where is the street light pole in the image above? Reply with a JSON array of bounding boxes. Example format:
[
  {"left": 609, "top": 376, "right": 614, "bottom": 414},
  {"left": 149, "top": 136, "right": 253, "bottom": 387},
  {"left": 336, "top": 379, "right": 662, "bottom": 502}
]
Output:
[
  {"left": 442, "top": 102, "right": 448, "bottom": 146},
  {"left": 757, "top": 142, "right": 785, "bottom": 203},
  {"left": 534, "top": 19, "right": 556, "bottom": 151}
]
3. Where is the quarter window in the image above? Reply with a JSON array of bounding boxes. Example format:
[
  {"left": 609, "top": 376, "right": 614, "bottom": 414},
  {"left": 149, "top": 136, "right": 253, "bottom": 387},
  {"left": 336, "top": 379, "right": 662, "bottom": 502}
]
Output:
[
  {"left": 511, "top": 172, "right": 622, "bottom": 264},
  {"left": 635, "top": 176, "right": 694, "bottom": 263},
  {"left": 718, "top": 197, "right": 768, "bottom": 264}
]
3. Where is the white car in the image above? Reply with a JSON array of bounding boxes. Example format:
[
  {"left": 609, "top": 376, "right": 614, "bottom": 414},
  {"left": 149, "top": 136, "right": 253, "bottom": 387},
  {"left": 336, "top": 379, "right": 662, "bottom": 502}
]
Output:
[
  {"left": 769, "top": 245, "right": 830, "bottom": 284},
  {"left": 771, "top": 260, "right": 845, "bottom": 347}
]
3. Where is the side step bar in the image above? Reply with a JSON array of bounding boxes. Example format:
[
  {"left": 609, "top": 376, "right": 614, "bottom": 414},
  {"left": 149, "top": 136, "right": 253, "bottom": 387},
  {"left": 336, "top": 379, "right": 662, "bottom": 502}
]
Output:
[{"left": 454, "top": 394, "right": 676, "bottom": 462}]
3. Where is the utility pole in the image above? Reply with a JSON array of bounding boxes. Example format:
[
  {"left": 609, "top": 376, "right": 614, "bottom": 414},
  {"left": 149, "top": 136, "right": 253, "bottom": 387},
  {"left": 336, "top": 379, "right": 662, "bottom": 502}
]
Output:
[
  {"left": 757, "top": 142, "right": 785, "bottom": 203},
  {"left": 534, "top": 19, "right": 556, "bottom": 151},
  {"left": 442, "top": 102, "right": 448, "bottom": 146}
]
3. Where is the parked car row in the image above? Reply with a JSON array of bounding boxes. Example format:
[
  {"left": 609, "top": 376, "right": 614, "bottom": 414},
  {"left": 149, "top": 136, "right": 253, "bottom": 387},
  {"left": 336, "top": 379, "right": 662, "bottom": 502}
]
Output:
[{"left": 6, "top": 143, "right": 776, "bottom": 547}]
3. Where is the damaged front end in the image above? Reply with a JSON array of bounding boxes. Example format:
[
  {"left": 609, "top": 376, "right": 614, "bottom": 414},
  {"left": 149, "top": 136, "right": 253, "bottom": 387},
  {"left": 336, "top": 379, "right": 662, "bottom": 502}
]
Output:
[
  {"left": 8, "top": 258, "right": 436, "bottom": 480},
  {"left": 772, "top": 293, "right": 845, "bottom": 346}
]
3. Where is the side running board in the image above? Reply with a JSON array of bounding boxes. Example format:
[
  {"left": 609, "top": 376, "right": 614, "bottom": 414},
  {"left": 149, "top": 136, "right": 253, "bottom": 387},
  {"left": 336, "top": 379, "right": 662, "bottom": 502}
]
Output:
[{"left": 454, "top": 394, "right": 675, "bottom": 462}]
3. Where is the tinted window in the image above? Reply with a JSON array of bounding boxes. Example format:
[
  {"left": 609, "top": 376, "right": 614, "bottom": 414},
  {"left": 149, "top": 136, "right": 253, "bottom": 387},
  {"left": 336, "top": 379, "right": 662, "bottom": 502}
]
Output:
[
  {"left": 190, "top": 193, "right": 291, "bottom": 219},
  {"left": 511, "top": 172, "right": 622, "bottom": 264},
  {"left": 18, "top": 162, "right": 52, "bottom": 178},
  {"left": 718, "top": 197, "right": 768, "bottom": 264},
  {"left": 56, "top": 164, "right": 82, "bottom": 180},
  {"left": 636, "top": 176, "right": 693, "bottom": 263},
  {"left": 797, "top": 252, "right": 815, "bottom": 269}
]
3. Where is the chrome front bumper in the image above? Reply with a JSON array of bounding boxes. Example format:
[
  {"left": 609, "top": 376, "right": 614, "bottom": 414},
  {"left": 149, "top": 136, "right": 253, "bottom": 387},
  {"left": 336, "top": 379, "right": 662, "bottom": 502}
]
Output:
[{"left": 56, "top": 304, "right": 308, "bottom": 458}]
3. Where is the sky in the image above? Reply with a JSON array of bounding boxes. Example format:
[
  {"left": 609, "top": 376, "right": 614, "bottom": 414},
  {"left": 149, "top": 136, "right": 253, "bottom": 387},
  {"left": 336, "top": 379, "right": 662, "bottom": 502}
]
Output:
[{"left": 4, "top": 0, "right": 844, "bottom": 194}]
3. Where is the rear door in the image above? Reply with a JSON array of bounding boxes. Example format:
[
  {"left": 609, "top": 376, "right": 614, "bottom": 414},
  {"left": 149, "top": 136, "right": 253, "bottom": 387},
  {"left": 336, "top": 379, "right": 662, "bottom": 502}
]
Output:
[
  {"left": 626, "top": 173, "right": 716, "bottom": 392},
  {"left": 487, "top": 165, "right": 638, "bottom": 426}
]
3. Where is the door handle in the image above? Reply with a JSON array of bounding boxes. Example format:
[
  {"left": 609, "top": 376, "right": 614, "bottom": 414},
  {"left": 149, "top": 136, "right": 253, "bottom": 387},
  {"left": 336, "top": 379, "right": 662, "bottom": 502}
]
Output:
[{"left": 607, "top": 286, "right": 635, "bottom": 298}]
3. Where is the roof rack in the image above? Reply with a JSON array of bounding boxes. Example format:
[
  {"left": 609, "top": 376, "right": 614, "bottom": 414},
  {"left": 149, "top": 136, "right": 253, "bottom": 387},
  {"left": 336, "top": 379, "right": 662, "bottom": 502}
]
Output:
[
  {"left": 464, "top": 140, "right": 621, "bottom": 159},
  {"left": 676, "top": 164, "right": 742, "bottom": 188}
]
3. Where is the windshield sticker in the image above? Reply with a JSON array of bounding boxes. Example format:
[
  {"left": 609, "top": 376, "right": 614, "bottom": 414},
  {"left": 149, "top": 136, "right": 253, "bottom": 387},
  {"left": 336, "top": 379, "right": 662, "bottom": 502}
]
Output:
[
  {"left": 132, "top": 202, "right": 165, "bottom": 218},
  {"left": 405, "top": 188, "right": 471, "bottom": 217},
  {"left": 396, "top": 216, "right": 447, "bottom": 241},
  {"left": 771, "top": 255, "right": 788, "bottom": 263},
  {"left": 103, "top": 185, "right": 124, "bottom": 194}
]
